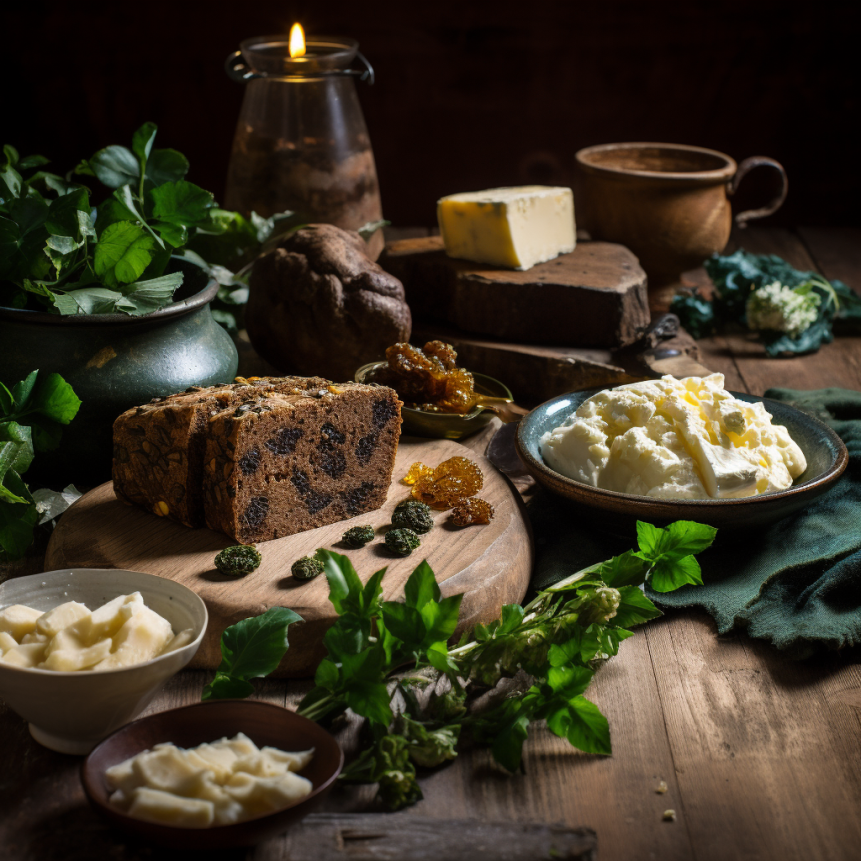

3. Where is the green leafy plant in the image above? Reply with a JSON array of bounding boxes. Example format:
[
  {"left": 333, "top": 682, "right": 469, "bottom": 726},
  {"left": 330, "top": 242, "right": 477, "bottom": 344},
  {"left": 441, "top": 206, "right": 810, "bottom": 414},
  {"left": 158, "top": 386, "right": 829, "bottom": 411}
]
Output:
[
  {"left": 671, "top": 250, "right": 861, "bottom": 356},
  {"left": 0, "top": 370, "right": 80, "bottom": 559},
  {"left": 1, "top": 127, "right": 284, "bottom": 319},
  {"left": 201, "top": 607, "right": 303, "bottom": 700},
  {"left": 204, "top": 519, "right": 715, "bottom": 810}
]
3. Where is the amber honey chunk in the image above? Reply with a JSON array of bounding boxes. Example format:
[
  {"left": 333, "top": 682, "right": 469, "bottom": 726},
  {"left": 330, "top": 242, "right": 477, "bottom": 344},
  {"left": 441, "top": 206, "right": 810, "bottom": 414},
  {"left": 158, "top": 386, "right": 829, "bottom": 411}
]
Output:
[
  {"left": 374, "top": 341, "right": 477, "bottom": 414},
  {"left": 450, "top": 497, "right": 495, "bottom": 527},
  {"left": 410, "top": 456, "right": 484, "bottom": 510},
  {"left": 402, "top": 462, "right": 434, "bottom": 485}
]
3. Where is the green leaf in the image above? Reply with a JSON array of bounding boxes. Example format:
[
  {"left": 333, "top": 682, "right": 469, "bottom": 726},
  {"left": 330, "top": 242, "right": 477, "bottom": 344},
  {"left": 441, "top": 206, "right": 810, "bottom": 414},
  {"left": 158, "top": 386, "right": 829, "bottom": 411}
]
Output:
[
  {"left": 30, "top": 372, "right": 81, "bottom": 424},
  {"left": 153, "top": 220, "right": 188, "bottom": 248},
  {"left": 132, "top": 123, "right": 158, "bottom": 165},
  {"left": 145, "top": 149, "right": 189, "bottom": 187},
  {"left": 201, "top": 672, "right": 255, "bottom": 701},
  {"left": 17, "top": 154, "right": 50, "bottom": 170},
  {"left": 9, "top": 196, "right": 49, "bottom": 236},
  {"left": 637, "top": 520, "right": 717, "bottom": 561},
  {"left": 599, "top": 549, "right": 651, "bottom": 588},
  {"left": 115, "top": 273, "right": 183, "bottom": 315},
  {"left": 27, "top": 416, "right": 63, "bottom": 452},
  {"left": 419, "top": 594, "right": 462, "bottom": 643},
  {"left": 150, "top": 180, "right": 215, "bottom": 227},
  {"left": 546, "top": 664, "right": 593, "bottom": 699},
  {"left": 45, "top": 188, "right": 90, "bottom": 237},
  {"left": 0, "top": 165, "right": 22, "bottom": 199},
  {"left": 94, "top": 221, "right": 157, "bottom": 286},
  {"left": 86, "top": 145, "right": 140, "bottom": 189},
  {"left": 317, "top": 549, "right": 365, "bottom": 616},
  {"left": 0, "top": 490, "right": 38, "bottom": 559},
  {"left": 498, "top": 603, "right": 525, "bottom": 634},
  {"left": 635, "top": 521, "right": 663, "bottom": 558},
  {"left": 96, "top": 197, "right": 140, "bottom": 233},
  {"left": 59, "top": 287, "right": 125, "bottom": 315},
  {"left": 557, "top": 696, "right": 611, "bottom": 755},
  {"left": 2, "top": 144, "right": 20, "bottom": 168},
  {"left": 314, "top": 657, "right": 339, "bottom": 690},
  {"left": 201, "top": 606, "right": 303, "bottom": 701},
  {"left": 381, "top": 602, "right": 423, "bottom": 645},
  {"left": 491, "top": 712, "right": 530, "bottom": 773},
  {"left": 0, "top": 382, "right": 14, "bottom": 414},
  {"left": 649, "top": 554, "right": 703, "bottom": 593},
  {"left": 612, "top": 586, "right": 662, "bottom": 628},
  {"left": 404, "top": 559, "right": 441, "bottom": 609},
  {"left": 0, "top": 421, "right": 34, "bottom": 479}
]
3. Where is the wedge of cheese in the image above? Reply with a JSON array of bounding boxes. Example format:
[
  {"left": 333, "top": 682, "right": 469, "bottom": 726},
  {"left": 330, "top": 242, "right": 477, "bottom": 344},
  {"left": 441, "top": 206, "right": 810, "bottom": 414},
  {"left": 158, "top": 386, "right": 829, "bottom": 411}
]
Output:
[{"left": 437, "top": 185, "right": 576, "bottom": 270}]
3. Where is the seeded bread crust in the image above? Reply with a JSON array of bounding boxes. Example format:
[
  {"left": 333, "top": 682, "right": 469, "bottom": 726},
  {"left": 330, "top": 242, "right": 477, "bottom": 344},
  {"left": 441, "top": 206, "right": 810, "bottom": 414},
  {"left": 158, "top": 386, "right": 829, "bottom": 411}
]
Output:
[
  {"left": 112, "top": 377, "right": 330, "bottom": 527},
  {"left": 202, "top": 383, "right": 401, "bottom": 543}
]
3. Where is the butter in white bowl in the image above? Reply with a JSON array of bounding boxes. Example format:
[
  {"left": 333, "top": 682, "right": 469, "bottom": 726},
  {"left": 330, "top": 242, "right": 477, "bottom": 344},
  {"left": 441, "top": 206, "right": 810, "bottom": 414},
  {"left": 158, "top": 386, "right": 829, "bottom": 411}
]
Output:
[
  {"left": 106, "top": 733, "right": 314, "bottom": 828},
  {"left": 539, "top": 374, "right": 807, "bottom": 500},
  {"left": 0, "top": 592, "right": 194, "bottom": 672},
  {"left": 437, "top": 185, "right": 575, "bottom": 270}
]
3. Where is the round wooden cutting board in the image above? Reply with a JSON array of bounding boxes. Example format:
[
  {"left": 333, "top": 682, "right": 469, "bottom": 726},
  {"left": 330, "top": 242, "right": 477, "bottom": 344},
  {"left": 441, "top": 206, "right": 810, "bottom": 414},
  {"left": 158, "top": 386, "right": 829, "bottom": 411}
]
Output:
[{"left": 44, "top": 438, "right": 533, "bottom": 677}]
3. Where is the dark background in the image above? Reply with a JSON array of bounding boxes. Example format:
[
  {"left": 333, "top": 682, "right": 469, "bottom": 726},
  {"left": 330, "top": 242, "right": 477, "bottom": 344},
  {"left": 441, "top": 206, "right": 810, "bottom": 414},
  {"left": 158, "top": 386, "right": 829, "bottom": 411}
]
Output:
[{"left": 3, "top": 0, "right": 858, "bottom": 227}]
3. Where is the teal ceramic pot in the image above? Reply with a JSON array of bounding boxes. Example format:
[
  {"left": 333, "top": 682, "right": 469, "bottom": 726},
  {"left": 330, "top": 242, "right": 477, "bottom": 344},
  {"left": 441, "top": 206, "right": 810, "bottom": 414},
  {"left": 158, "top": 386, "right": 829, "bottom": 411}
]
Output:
[{"left": 0, "top": 271, "right": 238, "bottom": 485}]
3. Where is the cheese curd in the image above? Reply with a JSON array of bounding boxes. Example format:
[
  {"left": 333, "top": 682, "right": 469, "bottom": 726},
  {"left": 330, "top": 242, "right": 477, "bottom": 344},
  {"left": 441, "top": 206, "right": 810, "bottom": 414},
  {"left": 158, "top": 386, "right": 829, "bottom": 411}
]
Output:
[
  {"left": 0, "top": 593, "right": 194, "bottom": 671},
  {"left": 540, "top": 374, "right": 807, "bottom": 500},
  {"left": 106, "top": 734, "right": 314, "bottom": 828}
]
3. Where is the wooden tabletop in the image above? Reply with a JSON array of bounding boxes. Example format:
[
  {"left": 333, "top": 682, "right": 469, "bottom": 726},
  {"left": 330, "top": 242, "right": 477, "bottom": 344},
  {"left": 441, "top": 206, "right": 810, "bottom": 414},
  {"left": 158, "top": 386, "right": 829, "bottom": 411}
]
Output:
[{"left": 3, "top": 226, "right": 861, "bottom": 861}]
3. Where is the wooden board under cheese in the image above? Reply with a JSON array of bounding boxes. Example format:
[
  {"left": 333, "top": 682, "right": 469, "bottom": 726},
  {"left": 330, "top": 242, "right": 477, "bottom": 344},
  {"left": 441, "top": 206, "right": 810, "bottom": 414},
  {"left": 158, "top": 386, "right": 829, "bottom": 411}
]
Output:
[{"left": 380, "top": 236, "right": 650, "bottom": 348}]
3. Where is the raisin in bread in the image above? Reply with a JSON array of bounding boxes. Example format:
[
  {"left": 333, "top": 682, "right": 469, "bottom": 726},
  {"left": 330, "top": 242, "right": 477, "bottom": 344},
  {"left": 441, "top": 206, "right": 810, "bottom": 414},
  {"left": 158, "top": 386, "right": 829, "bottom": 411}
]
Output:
[
  {"left": 112, "top": 377, "right": 329, "bottom": 527},
  {"left": 202, "top": 383, "right": 401, "bottom": 542}
]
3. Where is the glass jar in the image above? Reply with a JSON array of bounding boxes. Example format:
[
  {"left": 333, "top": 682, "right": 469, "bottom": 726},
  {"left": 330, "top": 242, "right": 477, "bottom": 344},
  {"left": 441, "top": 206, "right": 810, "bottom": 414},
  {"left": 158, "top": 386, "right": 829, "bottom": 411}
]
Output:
[{"left": 224, "top": 35, "right": 384, "bottom": 256}]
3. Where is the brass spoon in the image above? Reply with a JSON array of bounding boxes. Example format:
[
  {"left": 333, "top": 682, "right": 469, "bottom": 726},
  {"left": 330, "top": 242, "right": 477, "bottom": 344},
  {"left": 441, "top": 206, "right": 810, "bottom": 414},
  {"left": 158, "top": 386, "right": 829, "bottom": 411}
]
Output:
[{"left": 472, "top": 395, "right": 529, "bottom": 423}]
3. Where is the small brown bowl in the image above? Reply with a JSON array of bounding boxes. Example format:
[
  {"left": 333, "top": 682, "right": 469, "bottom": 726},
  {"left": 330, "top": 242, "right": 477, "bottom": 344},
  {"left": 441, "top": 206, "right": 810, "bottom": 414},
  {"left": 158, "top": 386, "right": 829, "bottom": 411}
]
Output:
[
  {"left": 516, "top": 388, "right": 848, "bottom": 531},
  {"left": 81, "top": 700, "right": 344, "bottom": 849}
]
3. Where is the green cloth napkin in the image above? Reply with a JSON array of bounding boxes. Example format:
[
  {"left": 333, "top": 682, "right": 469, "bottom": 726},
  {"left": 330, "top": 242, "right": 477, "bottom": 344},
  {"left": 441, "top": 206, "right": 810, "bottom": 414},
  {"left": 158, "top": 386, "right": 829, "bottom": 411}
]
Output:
[{"left": 528, "top": 387, "right": 861, "bottom": 658}]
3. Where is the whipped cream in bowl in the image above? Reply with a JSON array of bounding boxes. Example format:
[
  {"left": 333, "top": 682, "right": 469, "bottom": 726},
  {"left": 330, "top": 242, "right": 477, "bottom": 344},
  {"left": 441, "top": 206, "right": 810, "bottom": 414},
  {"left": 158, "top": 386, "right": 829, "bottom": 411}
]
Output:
[{"left": 516, "top": 375, "right": 847, "bottom": 530}]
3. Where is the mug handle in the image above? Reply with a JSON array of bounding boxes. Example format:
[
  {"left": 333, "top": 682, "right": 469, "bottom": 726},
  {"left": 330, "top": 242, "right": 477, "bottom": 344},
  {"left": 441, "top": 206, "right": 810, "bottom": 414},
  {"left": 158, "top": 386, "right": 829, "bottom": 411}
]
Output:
[{"left": 728, "top": 156, "right": 788, "bottom": 228}]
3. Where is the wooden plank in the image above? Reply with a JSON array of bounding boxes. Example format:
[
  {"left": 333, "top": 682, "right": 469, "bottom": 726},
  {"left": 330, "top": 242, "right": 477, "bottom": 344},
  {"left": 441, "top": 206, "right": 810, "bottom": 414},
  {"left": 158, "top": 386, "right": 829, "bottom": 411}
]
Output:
[
  {"left": 645, "top": 612, "right": 861, "bottom": 861},
  {"left": 381, "top": 236, "right": 650, "bottom": 348},
  {"left": 411, "top": 323, "right": 643, "bottom": 405},
  {"left": 283, "top": 813, "right": 597, "bottom": 860},
  {"left": 43, "top": 438, "right": 533, "bottom": 676},
  {"left": 797, "top": 227, "right": 861, "bottom": 291}
]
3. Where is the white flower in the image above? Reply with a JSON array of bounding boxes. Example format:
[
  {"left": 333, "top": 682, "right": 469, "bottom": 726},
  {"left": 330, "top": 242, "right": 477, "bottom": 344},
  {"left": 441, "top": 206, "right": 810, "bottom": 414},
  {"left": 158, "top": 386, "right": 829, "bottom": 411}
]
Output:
[{"left": 745, "top": 281, "right": 820, "bottom": 339}]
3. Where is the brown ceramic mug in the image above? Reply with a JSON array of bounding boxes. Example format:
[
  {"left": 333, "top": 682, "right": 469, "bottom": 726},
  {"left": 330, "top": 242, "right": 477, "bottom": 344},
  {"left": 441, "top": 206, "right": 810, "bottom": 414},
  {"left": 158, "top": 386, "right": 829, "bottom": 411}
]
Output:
[{"left": 575, "top": 142, "right": 787, "bottom": 285}]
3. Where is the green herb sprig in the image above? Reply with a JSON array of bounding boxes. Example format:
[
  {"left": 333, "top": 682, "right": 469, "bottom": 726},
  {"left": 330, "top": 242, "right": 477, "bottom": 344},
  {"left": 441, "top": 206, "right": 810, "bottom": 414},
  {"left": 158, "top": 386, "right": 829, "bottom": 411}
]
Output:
[
  {"left": 0, "top": 370, "right": 80, "bottom": 559},
  {"left": 204, "top": 519, "right": 715, "bottom": 810}
]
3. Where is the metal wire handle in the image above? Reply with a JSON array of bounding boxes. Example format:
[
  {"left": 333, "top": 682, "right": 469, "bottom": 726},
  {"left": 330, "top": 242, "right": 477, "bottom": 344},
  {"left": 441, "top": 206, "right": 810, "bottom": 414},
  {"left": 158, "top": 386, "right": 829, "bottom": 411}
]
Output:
[{"left": 224, "top": 50, "right": 375, "bottom": 84}]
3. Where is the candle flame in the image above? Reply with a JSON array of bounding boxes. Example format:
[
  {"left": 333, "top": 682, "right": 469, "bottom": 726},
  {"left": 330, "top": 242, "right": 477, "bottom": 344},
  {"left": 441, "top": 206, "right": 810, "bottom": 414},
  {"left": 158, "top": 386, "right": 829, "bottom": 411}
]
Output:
[{"left": 289, "top": 23, "right": 306, "bottom": 58}]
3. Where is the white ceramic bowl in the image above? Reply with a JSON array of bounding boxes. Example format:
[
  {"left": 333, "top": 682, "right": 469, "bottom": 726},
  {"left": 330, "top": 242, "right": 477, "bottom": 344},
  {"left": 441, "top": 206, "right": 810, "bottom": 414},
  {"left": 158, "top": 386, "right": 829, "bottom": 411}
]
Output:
[{"left": 0, "top": 568, "right": 207, "bottom": 754}]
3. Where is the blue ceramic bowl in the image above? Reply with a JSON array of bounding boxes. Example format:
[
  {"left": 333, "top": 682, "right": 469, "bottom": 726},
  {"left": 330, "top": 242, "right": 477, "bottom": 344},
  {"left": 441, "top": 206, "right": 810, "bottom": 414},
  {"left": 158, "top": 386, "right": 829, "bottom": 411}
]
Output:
[{"left": 515, "top": 388, "right": 848, "bottom": 530}]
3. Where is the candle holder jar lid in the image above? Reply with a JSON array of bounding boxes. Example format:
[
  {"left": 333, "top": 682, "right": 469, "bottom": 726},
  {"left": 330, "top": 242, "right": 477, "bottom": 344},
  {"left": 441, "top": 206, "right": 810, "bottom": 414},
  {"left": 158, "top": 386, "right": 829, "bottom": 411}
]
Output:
[{"left": 226, "top": 35, "right": 374, "bottom": 84}]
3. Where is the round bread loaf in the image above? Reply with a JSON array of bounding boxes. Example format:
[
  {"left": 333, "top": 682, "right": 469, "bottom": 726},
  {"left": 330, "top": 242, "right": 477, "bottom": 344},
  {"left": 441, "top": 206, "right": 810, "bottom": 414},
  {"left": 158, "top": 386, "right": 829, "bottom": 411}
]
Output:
[{"left": 246, "top": 224, "right": 412, "bottom": 381}]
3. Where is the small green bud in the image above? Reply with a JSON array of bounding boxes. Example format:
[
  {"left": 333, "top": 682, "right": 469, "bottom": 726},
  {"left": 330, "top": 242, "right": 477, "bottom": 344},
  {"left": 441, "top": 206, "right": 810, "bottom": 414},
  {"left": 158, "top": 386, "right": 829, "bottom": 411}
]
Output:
[
  {"left": 391, "top": 500, "right": 434, "bottom": 534},
  {"left": 292, "top": 555, "right": 324, "bottom": 581},
  {"left": 385, "top": 528, "right": 421, "bottom": 556},
  {"left": 214, "top": 545, "right": 261, "bottom": 578},
  {"left": 341, "top": 525, "right": 375, "bottom": 547}
]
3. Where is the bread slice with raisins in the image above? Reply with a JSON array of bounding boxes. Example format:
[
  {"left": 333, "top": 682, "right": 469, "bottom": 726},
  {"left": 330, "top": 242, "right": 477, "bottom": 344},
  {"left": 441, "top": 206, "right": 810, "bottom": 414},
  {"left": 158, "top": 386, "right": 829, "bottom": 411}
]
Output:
[
  {"left": 112, "top": 377, "right": 329, "bottom": 527},
  {"left": 202, "top": 384, "right": 401, "bottom": 543}
]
